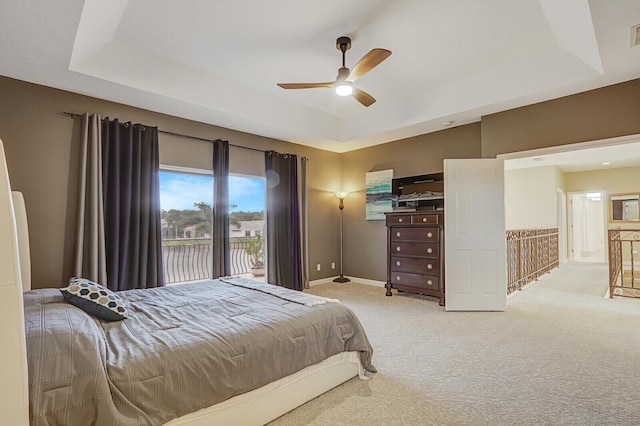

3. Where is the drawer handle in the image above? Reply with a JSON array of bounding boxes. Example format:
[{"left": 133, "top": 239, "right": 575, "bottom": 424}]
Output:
[
  {"left": 396, "top": 246, "right": 401, "bottom": 252},
  {"left": 396, "top": 231, "right": 401, "bottom": 238},
  {"left": 427, "top": 248, "right": 433, "bottom": 254},
  {"left": 427, "top": 279, "right": 433, "bottom": 285},
  {"left": 398, "top": 218, "right": 403, "bottom": 223},
  {"left": 422, "top": 217, "right": 428, "bottom": 222},
  {"left": 427, "top": 264, "right": 433, "bottom": 270},
  {"left": 396, "top": 261, "right": 401, "bottom": 266},
  {"left": 427, "top": 232, "right": 433, "bottom": 238},
  {"left": 396, "top": 276, "right": 401, "bottom": 281}
]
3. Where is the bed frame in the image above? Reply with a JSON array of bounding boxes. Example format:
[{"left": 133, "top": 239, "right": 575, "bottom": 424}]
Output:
[{"left": 0, "top": 138, "right": 362, "bottom": 425}]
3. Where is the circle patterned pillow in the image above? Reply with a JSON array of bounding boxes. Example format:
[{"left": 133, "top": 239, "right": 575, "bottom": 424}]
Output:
[{"left": 60, "top": 277, "right": 128, "bottom": 321}]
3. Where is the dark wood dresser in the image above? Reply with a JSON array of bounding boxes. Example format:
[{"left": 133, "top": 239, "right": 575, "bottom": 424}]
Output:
[{"left": 385, "top": 211, "right": 445, "bottom": 305}]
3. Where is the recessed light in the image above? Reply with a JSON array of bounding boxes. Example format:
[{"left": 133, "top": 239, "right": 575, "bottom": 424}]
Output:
[
  {"left": 533, "top": 157, "right": 544, "bottom": 162},
  {"left": 442, "top": 121, "right": 454, "bottom": 127},
  {"left": 602, "top": 162, "right": 611, "bottom": 166}
]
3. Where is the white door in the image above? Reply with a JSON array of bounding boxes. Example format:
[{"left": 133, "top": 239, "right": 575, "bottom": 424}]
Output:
[
  {"left": 444, "top": 159, "right": 506, "bottom": 311},
  {"left": 568, "top": 191, "right": 606, "bottom": 263}
]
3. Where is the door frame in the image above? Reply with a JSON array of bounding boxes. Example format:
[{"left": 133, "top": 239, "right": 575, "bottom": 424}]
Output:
[
  {"left": 557, "top": 188, "right": 568, "bottom": 263},
  {"left": 567, "top": 190, "right": 607, "bottom": 263}
]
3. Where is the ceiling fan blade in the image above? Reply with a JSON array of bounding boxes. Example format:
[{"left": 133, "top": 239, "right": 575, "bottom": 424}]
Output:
[
  {"left": 347, "top": 48, "right": 392, "bottom": 82},
  {"left": 352, "top": 87, "right": 376, "bottom": 107},
  {"left": 277, "top": 82, "right": 334, "bottom": 89}
]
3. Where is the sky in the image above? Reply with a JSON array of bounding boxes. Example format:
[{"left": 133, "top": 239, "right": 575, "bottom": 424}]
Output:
[{"left": 159, "top": 171, "right": 265, "bottom": 212}]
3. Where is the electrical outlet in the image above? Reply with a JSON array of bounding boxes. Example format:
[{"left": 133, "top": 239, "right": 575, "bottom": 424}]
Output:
[
  {"left": 331, "top": 262, "right": 336, "bottom": 269},
  {"left": 316, "top": 263, "right": 321, "bottom": 271}
]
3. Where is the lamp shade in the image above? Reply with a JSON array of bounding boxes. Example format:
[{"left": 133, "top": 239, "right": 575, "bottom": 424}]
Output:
[{"left": 335, "top": 191, "right": 349, "bottom": 199}]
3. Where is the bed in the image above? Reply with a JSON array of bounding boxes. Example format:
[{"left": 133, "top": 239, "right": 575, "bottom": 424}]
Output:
[{"left": 0, "top": 138, "right": 374, "bottom": 426}]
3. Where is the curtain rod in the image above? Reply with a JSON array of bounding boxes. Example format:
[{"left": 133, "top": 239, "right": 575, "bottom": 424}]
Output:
[{"left": 61, "top": 111, "right": 268, "bottom": 154}]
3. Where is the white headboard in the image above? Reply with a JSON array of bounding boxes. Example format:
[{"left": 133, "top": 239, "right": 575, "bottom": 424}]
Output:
[
  {"left": 12, "top": 191, "right": 31, "bottom": 291},
  {"left": 0, "top": 138, "right": 30, "bottom": 424}
]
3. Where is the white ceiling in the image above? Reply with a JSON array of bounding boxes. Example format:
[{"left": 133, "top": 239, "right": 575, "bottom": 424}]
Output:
[
  {"left": 1, "top": 0, "right": 640, "bottom": 157},
  {"left": 502, "top": 135, "right": 640, "bottom": 173}
]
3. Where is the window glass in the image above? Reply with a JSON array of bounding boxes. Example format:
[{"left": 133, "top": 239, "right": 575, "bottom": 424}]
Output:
[
  {"left": 229, "top": 176, "right": 266, "bottom": 280},
  {"left": 160, "top": 169, "right": 213, "bottom": 284},
  {"left": 159, "top": 169, "right": 266, "bottom": 283}
]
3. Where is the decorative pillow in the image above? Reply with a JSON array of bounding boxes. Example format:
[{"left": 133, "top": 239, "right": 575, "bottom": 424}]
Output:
[{"left": 60, "top": 278, "right": 128, "bottom": 321}]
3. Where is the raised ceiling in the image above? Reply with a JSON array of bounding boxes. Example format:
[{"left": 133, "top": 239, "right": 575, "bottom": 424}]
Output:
[
  {"left": 1, "top": 0, "right": 640, "bottom": 153},
  {"left": 503, "top": 136, "right": 640, "bottom": 173}
]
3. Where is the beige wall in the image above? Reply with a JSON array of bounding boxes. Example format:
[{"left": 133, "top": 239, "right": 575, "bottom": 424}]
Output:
[
  {"left": 348, "top": 77, "right": 640, "bottom": 282},
  {"left": 481, "top": 79, "right": 640, "bottom": 158},
  {"left": 4, "top": 72, "right": 640, "bottom": 287},
  {"left": 341, "top": 124, "right": 482, "bottom": 282},
  {"left": 505, "top": 166, "right": 560, "bottom": 229},
  {"left": 503, "top": 165, "right": 640, "bottom": 263},
  {"left": 565, "top": 166, "right": 640, "bottom": 194},
  {"left": 555, "top": 167, "right": 566, "bottom": 193},
  {"left": 565, "top": 165, "right": 640, "bottom": 229},
  {"left": 0, "top": 76, "right": 342, "bottom": 288}
]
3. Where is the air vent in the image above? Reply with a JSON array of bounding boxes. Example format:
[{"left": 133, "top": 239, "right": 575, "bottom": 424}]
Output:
[{"left": 631, "top": 24, "right": 640, "bottom": 47}]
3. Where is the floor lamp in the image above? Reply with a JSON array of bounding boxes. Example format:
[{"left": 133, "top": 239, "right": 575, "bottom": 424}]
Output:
[{"left": 334, "top": 191, "right": 350, "bottom": 283}]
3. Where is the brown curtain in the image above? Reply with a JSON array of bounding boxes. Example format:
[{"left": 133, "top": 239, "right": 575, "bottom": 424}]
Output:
[
  {"left": 298, "top": 156, "right": 309, "bottom": 289},
  {"left": 74, "top": 113, "right": 107, "bottom": 284},
  {"left": 102, "top": 118, "right": 164, "bottom": 291},
  {"left": 212, "top": 139, "right": 230, "bottom": 278},
  {"left": 265, "top": 151, "right": 306, "bottom": 291}
]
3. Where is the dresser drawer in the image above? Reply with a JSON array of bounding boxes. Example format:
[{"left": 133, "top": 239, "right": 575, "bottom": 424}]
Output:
[
  {"left": 391, "top": 227, "right": 439, "bottom": 242},
  {"left": 390, "top": 271, "right": 440, "bottom": 291},
  {"left": 412, "top": 213, "right": 441, "bottom": 225},
  {"left": 391, "top": 256, "right": 440, "bottom": 274},
  {"left": 386, "top": 215, "right": 411, "bottom": 225},
  {"left": 390, "top": 242, "right": 440, "bottom": 257}
]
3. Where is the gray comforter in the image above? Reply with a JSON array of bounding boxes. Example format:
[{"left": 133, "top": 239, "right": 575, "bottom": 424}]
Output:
[{"left": 24, "top": 277, "right": 374, "bottom": 426}]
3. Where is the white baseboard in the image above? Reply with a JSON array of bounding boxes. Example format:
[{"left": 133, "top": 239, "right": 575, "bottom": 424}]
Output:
[
  {"left": 309, "top": 277, "right": 337, "bottom": 287},
  {"left": 350, "top": 277, "right": 386, "bottom": 287},
  {"left": 309, "top": 276, "right": 386, "bottom": 288}
]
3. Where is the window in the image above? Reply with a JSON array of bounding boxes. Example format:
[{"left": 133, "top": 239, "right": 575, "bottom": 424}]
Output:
[
  {"left": 160, "top": 168, "right": 213, "bottom": 284},
  {"left": 229, "top": 175, "right": 266, "bottom": 279},
  {"left": 159, "top": 168, "right": 266, "bottom": 284}
]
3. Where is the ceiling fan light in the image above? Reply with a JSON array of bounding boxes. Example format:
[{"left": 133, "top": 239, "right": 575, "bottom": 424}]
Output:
[{"left": 335, "top": 82, "right": 353, "bottom": 96}]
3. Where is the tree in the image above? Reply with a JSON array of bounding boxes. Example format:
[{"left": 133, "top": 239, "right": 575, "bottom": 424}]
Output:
[
  {"left": 162, "top": 209, "right": 184, "bottom": 238},
  {"left": 162, "top": 203, "right": 264, "bottom": 239},
  {"left": 188, "top": 202, "right": 212, "bottom": 238},
  {"left": 161, "top": 202, "right": 213, "bottom": 238}
]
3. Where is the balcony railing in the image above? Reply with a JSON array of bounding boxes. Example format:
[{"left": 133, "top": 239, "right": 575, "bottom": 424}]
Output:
[
  {"left": 608, "top": 229, "right": 640, "bottom": 298},
  {"left": 506, "top": 228, "right": 559, "bottom": 294},
  {"left": 162, "top": 238, "right": 261, "bottom": 284}
]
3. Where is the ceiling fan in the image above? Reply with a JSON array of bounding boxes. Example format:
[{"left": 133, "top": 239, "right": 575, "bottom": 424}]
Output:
[{"left": 277, "top": 36, "right": 391, "bottom": 107}]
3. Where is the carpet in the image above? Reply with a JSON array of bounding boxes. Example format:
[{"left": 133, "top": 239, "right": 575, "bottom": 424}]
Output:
[{"left": 269, "top": 263, "right": 640, "bottom": 425}]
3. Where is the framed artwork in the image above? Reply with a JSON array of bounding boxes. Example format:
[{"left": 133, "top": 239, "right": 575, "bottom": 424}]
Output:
[{"left": 366, "top": 169, "right": 394, "bottom": 220}]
